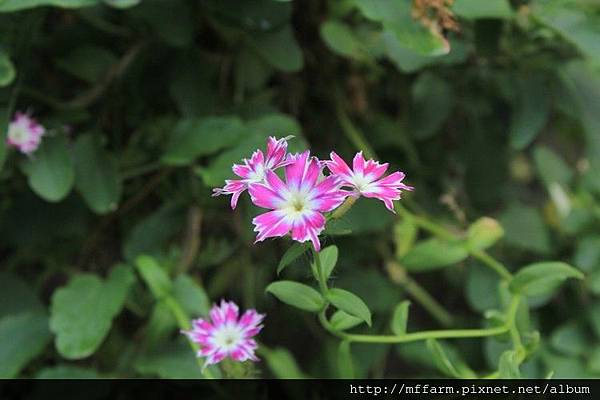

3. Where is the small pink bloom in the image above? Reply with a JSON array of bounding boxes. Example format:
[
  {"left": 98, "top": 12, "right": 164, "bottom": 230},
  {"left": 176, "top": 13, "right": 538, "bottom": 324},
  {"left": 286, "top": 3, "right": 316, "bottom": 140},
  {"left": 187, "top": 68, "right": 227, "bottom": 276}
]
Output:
[
  {"left": 6, "top": 112, "right": 46, "bottom": 155},
  {"left": 326, "top": 151, "right": 413, "bottom": 212},
  {"left": 213, "top": 136, "right": 289, "bottom": 209},
  {"left": 182, "top": 300, "right": 265, "bottom": 367},
  {"left": 248, "top": 151, "right": 348, "bottom": 251}
]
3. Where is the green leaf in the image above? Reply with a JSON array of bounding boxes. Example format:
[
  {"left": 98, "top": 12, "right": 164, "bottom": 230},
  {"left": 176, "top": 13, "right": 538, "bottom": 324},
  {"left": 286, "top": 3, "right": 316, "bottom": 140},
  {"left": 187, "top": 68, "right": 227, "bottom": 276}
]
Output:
[
  {"left": 327, "top": 288, "right": 372, "bottom": 326},
  {"left": 384, "top": 20, "right": 449, "bottom": 57},
  {"left": 453, "top": 0, "right": 513, "bottom": 19},
  {"left": 466, "top": 262, "right": 501, "bottom": 313},
  {"left": 0, "top": 49, "right": 15, "bottom": 87},
  {"left": 410, "top": 72, "right": 453, "bottom": 140},
  {"left": 351, "top": 0, "right": 405, "bottom": 21},
  {"left": 172, "top": 274, "right": 210, "bottom": 317},
  {"left": 533, "top": 146, "right": 573, "bottom": 188},
  {"left": 400, "top": 238, "right": 468, "bottom": 272},
  {"left": 394, "top": 214, "right": 418, "bottom": 258},
  {"left": 0, "top": 272, "right": 44, "bottom": 316},
  {"left": 426, "top": 339, "right": 476, "bottom": 378},
  {"left": 0, "top": 312, "right": 51, "bottom": 378},
  {"left": 550, "top": 322, "right": 588, "bottom": 357},
  {"left": 36, "top": 365, "right": 101, "bottom": 379},
  {"left": 466, "top": 217, "right": 504, "bottom": 251},
  {"left": 103, "top": 0, "right": 140, "bottom": 8},
  {"left": 23, "top": 135, "right": 75, "bottom": 202},
  {"left": 130, "top": 0, "right": 193, "bottom": 47},
  {"left": 135, "top": 255, "right": 172, "bottom": 300},
  {"left": 135, "top": 339, "right": 209, "bottom": 379},
  {"left": 161, "top": 116, "right": 245, "bottom": 166},
  {"left": 573, "top": 235, "right": 600, "bottom": 272},
  {"left": 50, "top": 265, "right": 134, "bottom": 359},
  {"left": 73, "top": 133, "right": 121, "bottom": 214},
  {"left": 337, "top": 341, "right": 355, "bottom": 378},
  {"left": 320, "top": 20, "right": 369, "bottom": 61},
  {"left": 329, "top": 310, "right": 364, "bottom": 331},
  {"left": 266, "top": 281, "right": 324, "bottom": 312},
  {"left": 510, "top": 262, "right": 584, "bottom": 297},
  {"left": 277, "top": 243, "right": 307, "bottom": 275},
  {"left": 499, "top": 203, "right": 551, "bottom": 255},
  {"left": 498, "top": 350, "right": 521, "bottom": 378},
  {"left": 250, "top": 25, "right": 303, "bottom": 72},
  {"left": 261, "top": 346, "right": 306, "bottom": 379},
  {"left": 54, "top": 45, "right": 117, "bottom": 84},
  {"left": 0, "top": 0, "right": 99, "bottom": 12},
  {"left": 509, "top": 76, "right": 551, "bottom": 150},
  {"left": 313, "top": 245, "right": 338, "bottom": 281},
  {"left": 390, "top": 301, "right": 410, "bottom": 335}
]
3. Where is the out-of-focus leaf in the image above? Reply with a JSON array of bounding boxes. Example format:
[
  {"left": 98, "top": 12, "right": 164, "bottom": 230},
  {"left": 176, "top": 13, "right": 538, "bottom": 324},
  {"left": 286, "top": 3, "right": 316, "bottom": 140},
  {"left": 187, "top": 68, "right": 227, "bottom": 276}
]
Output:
[
  {"left": 130, "top": 0, "right": 193, "bottom": 47},
  {"left": 509, "top": 76, "right": 551, "bottom": 150},
  {"left": 277, "top": 243, "right": 308, "bottom": 275},
  {"left": 0, "top": 313, "right": 51, "bottom": 378},
  {"left": 162, "top": 116, "right": 245, "bottom": 166},
  {"left": 550, "top": 322, "right": 588, "bottom": 357},
  {"left": 23, "top": 135, "right": 75, "bottom": 202},
  {"left": 533, "top": 146, "right": 573, "bottom": 188},
  {"left": 0, "top": 0, "right": 98, "bottom": 12},
  {"left": 103, "top": 0, "right": 140, "bottom": 8},
  {"left": 466, "top": 217, "right": 504, "bottom": 251},
  {"left": 54, "top": 46, "right": 117, "bottom": 84},
  {"left": 330, "top": 310, "right": 363, "bottom": 331},
  {"left": 0, "top": 49, "right": 15, "bottom": 87},
  {"left": 394, "top": 214, "right": 417, "bottom": 258},
  {"left": 499, "top": 203, "right": 551, "bottom": 255},
  {"left": 250, "top": 25, "right": 303, "bottom": 72},
  {"left": 172, "top": 275, "right": 210, "bottom": 318},
  {"left": 36, "top": 365, "right": 101, "bottom": 378},
  {"left": 50, "top": 265, "right": 135, "bottom": 359},
  {"left": 135, "top": 255, "right": 172, "bottom": 300},
  {"left": 410, "top": 72, "right": 453, "bottom": 139},
  {"left": 320, "top": 20, "right": 369, "bottom": 61},
  {"left": 261, "top": 346, "right": 306, "bottom": 379},
  {"left": 73, "top": 133, "right": 121, "bottom": 214},
  {"left": 426, "top": 339, "right": 476, "bottom": 378},
  {"left": 573, "top": 236, "right": 600, "bottom": 272},
  {"left": 327, "top": 288, "right": 372, "bottom": 326},
  {"left": 453, "top": 0, "right": 513, "bottom": 19},
  {"left": 400, "top": 238, "right": 468, "bottom": 272},
  {"left": 390, "top": 301, "right": 410, "bottom": 335},
  {"left": 0, "top": 273, "right": 44, "bottom": 316},
  {"left": 266, "top": 281, "right": 324, "bottom": 312},
  {"left": 510, "top": 262, "right": 583, "bottom": 297},
  {"left": 466, "top": 262, "right": 501, "bottom": 313},
  {"left": 134, "top": 339, "right": 207, "bottom": 378}
]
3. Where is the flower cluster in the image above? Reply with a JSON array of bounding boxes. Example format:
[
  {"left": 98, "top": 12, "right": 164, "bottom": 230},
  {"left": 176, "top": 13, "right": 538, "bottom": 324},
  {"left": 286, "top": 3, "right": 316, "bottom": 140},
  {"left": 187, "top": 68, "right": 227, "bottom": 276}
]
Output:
[
  {"left": 182, "top": 300, "right": 264, "bottom": 367},
  {"left": 214, "top": 136, "right": 413, "bottom": 251},
  {"left": 6, "top": 112, "right": 46, "bottom": 155}
]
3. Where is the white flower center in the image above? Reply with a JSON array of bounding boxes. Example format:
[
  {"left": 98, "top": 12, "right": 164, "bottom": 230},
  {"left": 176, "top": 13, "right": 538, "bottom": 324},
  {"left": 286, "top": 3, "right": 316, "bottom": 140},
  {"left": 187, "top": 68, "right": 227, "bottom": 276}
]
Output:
[
  {"left": 280, "top": 187, "right": 314, "bottom": 219},
  {"left": 351, "top": 173, "right": 372, "bottom": 192},
  {"left": 8, "top": 126, "right": 28, "bottom": 144},
  {"left": 213, "top": 324, "right": 244, "bottom": 351},
  {"left": 248, "top": 164, "right": 266, "bottom": 182}
]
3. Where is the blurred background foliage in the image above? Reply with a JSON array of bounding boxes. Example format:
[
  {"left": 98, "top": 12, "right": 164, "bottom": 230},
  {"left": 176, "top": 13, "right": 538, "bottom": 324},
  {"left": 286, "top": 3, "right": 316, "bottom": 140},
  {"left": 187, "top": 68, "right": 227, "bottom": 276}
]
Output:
[{"left": 1, "top": 0, "right": 600, "bottom": 378}]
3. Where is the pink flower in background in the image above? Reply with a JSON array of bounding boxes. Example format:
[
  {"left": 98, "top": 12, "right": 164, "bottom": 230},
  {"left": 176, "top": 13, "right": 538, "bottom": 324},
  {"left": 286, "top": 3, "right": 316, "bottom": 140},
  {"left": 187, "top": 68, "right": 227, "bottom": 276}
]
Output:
[
  {"left": 248, "top": 151, "right": 348, "bottom": 251},
  {"left": 213, "top": 136, "right": 289, "bottom": 209},
  {"left": 326, "top": 151, "right": 413, "bottom": 212},
  {"left": 182, "top": 300, "right": 264, "bottom": 367},
  {"left": 6, "top": 112, "right": 46, "bottom": 155}
]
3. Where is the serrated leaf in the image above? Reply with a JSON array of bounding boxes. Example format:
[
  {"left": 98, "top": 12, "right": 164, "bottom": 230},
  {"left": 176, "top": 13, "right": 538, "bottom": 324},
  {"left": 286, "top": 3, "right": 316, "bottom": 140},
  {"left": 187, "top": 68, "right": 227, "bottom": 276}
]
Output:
[
  {"left": 510, "top": 262, "right": 584, "bottom": 297},
  {"left": 277, "top": 243, "right": 307, "bottom": 275},
  {"left": 73, "top": 133, "right": 121, "bottom": 214},
  {"left": 390, "top": 301, "right": 410, "bottom": 335},
  {"left": 266, "top": 281, "right": 324, "bottom": 312},
  {"left": 327, "top": 288, "right": 372, "bottom": 326},
  {"left": 23, "top": 135, "right": 74, "bottom": 202},
  {"left": 400, "top": 238, "right": 468, "bottom": 272},
  {"left": 50, "top": 265, "right": 135, "bottom": 359},
  {"left": 135, "top": 255, "right": 172, "bottom": 300},
  {"left": 330, "top": 310, "right": 363, "bottom": 331}
]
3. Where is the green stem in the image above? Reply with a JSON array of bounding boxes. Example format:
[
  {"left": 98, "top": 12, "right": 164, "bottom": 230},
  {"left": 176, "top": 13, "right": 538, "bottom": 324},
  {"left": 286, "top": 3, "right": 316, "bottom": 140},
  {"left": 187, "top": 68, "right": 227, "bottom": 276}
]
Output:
[
  {"left": 402, "top": 273, "right": 454, "bottom": 328},
  {"left": 471, "top": 249, "right": 513, "bottom": 281},
  {"left": 312, "top": 246, "right": 329, "bottom": 295},
  {"left": 163, "top": 296, "right": 216, "bottom": 379},
  {"left": 338, "top": 325, "right": 509, "bottom": 344},
  {"left": 330, "top": 195, "right": 357, "bottom": 220}
]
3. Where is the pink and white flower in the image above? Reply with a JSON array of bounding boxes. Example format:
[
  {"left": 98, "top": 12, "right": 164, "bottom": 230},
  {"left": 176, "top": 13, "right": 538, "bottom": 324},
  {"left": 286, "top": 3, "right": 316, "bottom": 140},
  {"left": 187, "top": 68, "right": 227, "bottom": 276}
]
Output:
[
  {"left": 248, "top": 151, "right": 348, "bottom": 251},
  {"left": 6, "top": 112, "right": 46, "bottom": 155},
  {"left": 213, "top": 136, "right": 289, "bottom": 209},
  {"left": 182, "top": 300, "right": 264, "bottom": 367},
  {"left": 326, "top": 151, "right": 413, "bottom": 212}
]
